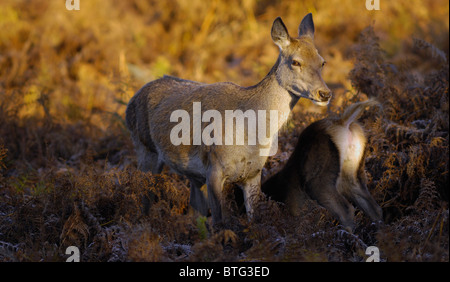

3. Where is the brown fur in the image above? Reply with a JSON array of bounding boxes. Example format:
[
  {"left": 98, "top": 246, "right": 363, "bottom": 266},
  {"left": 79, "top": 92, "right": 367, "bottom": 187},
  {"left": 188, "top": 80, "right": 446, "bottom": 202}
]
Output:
[
  {"left": 262, "top": 100, "right": 383, "bottom": 230},
  {"left": 126, "top": 14, "right": 331, "bottom": 226}
]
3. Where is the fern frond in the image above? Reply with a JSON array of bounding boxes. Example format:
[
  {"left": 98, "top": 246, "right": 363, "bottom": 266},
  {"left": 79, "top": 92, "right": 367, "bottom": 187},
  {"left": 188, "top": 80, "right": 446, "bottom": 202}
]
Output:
[{"left": 413, "top": 38, "right": 448, "bottom": 63}]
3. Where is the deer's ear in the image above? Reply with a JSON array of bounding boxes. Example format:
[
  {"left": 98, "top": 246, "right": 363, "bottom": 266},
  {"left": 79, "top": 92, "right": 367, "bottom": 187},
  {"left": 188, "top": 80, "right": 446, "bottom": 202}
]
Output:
[
  {"left": 298, "top": 13, "right": 315, "bottom": 39},
  {"left": 271, "top": 17, "right": 290, "bottom": 49}
]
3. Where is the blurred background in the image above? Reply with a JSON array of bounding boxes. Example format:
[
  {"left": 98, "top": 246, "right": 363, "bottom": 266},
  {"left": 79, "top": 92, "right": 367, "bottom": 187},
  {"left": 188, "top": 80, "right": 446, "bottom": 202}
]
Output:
[{"left": 0, "top": 0, "right": 448, "bottom": 129}]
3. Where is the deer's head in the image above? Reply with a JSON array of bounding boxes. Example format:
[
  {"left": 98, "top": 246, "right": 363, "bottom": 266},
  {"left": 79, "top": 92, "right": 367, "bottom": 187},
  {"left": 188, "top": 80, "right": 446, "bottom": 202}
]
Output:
[{"left": 271, "top": 14, "right": 331, "bottom": 106}]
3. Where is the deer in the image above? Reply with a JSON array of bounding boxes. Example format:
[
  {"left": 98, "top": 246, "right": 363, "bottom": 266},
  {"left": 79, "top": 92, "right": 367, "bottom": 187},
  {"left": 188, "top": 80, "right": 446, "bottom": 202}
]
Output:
[
  {"left": 125, "top": 14, "right": 332, "bottom": 226},
  {"left": 262, "top": 99, "right": 383, "bottom": 231}
]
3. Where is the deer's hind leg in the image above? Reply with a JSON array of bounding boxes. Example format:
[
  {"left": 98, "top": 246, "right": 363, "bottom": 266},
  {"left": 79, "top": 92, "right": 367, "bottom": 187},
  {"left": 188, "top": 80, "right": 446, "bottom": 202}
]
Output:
[
  {"left": 189, "top": 177, "right": 209, "bottom": 216},
  {"left": 133, "top": 136, "right": 164, "bottom": 174},
  {"left": 134, "top": 137, "right": 164, "bottom": 215},
  {"left": 338, "top": 172, "right": 383, "bottom": 223},
  {"left": 306, "top": 177, "right": 355, "bottom": 231}
]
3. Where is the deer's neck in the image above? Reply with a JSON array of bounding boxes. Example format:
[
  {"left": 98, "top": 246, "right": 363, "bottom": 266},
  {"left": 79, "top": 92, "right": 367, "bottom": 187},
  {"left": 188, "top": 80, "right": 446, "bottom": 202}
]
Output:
[{"left": 246, "top": 56, "right": 298, "bottom": 128}]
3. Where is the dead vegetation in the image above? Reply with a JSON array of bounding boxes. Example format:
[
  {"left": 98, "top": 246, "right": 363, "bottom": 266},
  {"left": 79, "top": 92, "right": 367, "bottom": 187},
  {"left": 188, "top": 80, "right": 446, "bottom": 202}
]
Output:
[{"left": 0, "top": 0, "right": 448, "bottom": 261}]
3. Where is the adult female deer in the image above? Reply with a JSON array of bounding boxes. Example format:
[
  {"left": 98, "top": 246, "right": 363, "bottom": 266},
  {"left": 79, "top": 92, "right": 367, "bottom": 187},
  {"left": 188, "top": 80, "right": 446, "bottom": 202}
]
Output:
[
  {"left": 126, "top": 14, "right": 331, "bottom": 226},
  {"left": 262, "top": 100, "right": 383, "bottom": 230}
]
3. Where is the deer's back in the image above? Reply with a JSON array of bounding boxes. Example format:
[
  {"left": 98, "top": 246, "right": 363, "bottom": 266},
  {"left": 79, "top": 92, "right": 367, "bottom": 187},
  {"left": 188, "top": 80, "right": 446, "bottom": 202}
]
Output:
[
  {"left": 126, "top": 76, "right": 205, "bottom": 149},
  {"left": 289, "top": 120, "right": 341, "bottom": 192},
  {"left": 262, "top": 118, "right": 367, "bottom": 204},
  {"left": 262, "top": 120, "right": 340, "bottom": 201},
  {"left": 126, "top": 75, "right": 264, "bottom": 179}
]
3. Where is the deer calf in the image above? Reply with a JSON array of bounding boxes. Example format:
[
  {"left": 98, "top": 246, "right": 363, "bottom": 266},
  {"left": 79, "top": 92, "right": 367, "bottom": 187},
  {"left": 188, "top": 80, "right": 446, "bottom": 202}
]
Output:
[
  {"left": 262, "top": 100, "right": 383, "bottom": 230},
  {"left": 125, "top": 14, "right": 331, "bottom": 226}
]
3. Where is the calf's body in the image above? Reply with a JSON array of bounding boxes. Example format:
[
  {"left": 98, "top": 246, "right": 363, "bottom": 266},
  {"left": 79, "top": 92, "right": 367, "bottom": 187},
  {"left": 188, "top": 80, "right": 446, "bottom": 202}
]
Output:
[{"left": 262, "top": 100, "right": 383, "bottom": 230}]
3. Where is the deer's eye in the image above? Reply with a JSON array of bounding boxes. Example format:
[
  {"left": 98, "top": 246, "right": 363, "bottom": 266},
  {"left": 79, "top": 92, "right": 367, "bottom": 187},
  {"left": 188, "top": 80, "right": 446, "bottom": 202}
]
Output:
[
  {"left": 322, "top": 61, "right": 326, "bottom": 68},
  {"left": 292, "top": 60, "right": 302, "bottom": 67}
]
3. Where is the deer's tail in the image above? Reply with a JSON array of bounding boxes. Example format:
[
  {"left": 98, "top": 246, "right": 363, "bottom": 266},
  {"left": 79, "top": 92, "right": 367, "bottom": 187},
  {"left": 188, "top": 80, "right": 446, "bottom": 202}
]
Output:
[{"left": 340, "top": 99, "right": 380, "bottom": 128}]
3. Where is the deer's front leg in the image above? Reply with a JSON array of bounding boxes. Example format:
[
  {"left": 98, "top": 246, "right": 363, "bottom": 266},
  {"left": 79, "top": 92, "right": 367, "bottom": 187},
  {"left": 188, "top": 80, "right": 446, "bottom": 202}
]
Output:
[
  {"left": 206, "top": 168, "right": 225, "bottom": 227},
  {"left": 241, "top": 172, "right": 262, "bottom": 220}
]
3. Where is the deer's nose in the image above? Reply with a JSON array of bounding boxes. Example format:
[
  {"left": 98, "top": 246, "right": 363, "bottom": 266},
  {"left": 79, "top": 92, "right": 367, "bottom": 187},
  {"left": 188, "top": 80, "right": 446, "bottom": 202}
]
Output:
[{"left": 318, "top": 89, "right": 332, "bottom": 100}]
